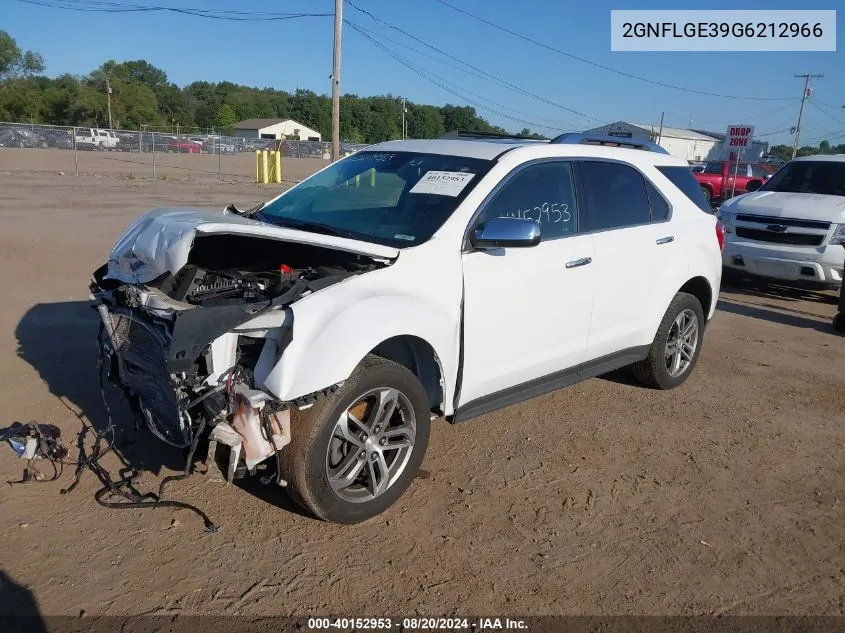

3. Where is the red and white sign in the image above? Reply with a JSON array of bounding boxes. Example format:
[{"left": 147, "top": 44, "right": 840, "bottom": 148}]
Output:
[{"left": 725, "top": 125, "right": 755, "bottom": 150}]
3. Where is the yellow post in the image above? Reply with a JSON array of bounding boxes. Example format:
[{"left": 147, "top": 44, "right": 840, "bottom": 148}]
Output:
[
  {"left": 262, "top": 150, "right": 269, "bottom": 185},
  {"left": 370, "top": 168, "right": 376, "bottom": 187},
  {"left": 274, "top": 150, "right": 282, "bottom": 184},
  {"left": 255, "top": 150, "right": 260, "bottom": 183}
]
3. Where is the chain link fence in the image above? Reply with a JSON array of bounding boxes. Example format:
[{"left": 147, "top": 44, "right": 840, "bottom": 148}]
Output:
[{"left": 0, "top": 121, "right": 370, "bottom": 181}]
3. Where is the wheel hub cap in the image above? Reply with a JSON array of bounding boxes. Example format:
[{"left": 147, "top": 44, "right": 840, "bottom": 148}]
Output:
[
  {"left": 665, "top": 308, "right": 699, "bottom": 378},
  {"left": 325, "top": 387, "right": 417, "bottom": 503}
]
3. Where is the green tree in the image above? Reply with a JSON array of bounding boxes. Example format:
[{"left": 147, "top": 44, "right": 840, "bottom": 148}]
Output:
[
  {"left": 0, "top": 31, "right": 44, "bottom": 81},
  {"left": 215, "top": 103, "right": 237, "bottom": 132},
  {"left": 768, "top": 145, "right": 793, "bottom": 162},
  {"left": 819, "top": 140, "right": 831, "bottom": 153}
]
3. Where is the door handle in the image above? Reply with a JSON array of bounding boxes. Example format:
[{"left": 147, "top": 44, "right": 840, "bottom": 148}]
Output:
[
  {"left": 656, "top": 236, "right": 675, "bottom": 245},
  {"left": 565, "top": 256, "right": 592, "bottom": 269}
]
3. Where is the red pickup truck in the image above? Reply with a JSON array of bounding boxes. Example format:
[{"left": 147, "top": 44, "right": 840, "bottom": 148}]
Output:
[{"left": 694, "top": 160, "right": 775, "bottom": 204}]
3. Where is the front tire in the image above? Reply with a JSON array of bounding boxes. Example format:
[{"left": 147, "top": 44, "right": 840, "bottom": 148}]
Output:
[
  {"left": 633, "top": 292, "right": 705, "bottom": 390},
  {"left": 279, "top": 355, "right": 431, "bottom": 524}
]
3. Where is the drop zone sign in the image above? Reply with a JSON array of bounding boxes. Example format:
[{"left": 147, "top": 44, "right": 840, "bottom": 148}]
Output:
[{"left": 725, "top": 125, "right": 755, "bottom": 151}]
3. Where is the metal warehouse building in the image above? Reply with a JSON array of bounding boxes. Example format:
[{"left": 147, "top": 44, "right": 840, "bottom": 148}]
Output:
[
  {"left": 233, "top": 118, "right": 322, "bottom": 142},
  {"left": 585, "top": 121, "right": 721, "bottom": 162}
]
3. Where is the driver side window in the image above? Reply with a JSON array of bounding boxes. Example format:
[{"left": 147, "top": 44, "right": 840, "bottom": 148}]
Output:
[{"left": 478, "top": 161, "right": 578, "bottom": 240}]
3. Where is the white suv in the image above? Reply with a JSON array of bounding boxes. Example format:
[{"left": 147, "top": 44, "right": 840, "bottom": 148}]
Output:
[
  {"left": 720, "top": 155, "right": 845, "bottom": 288},
  {"left": 90, "top": 132, "right": 723, "bottom": 524}
]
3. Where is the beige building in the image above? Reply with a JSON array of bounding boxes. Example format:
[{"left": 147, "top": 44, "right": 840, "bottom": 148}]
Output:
[{"left": 233, "top": 118, "right": 322, "bottom": 141}]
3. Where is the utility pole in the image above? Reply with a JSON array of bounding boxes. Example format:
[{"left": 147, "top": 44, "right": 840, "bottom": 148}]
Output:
[
  {"left": 331, "top": 0, "right": 342, "bottom": 162},
  {"left": 792, "top": 73, "right": 823, "bottom": 159},
  {"left": 105, "top": 76, "right": 113, "bottom": 130},
  {"left": 401, "top": 97, "right": 406, "bottom": 140},
  {"left": 657, "top": 111, "right": 665, "bottom": 146}
]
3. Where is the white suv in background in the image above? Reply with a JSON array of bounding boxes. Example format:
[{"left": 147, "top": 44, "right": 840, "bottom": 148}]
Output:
[
  {"left": 720, "top": 155, "right": 845, "bottom": 288},
  {"left": 90, "top": 132, "right": 723, "bottom": 524}
]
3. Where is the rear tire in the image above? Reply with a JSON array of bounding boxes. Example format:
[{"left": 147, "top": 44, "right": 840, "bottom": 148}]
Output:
[
  {"left": 633, "top": 292, "right": 705, "bottom": 390},
  {"left": 701, "top": 186, "right": 712, "bottom": 205},
  {"left": 279, "top": 355, "right": 431, "bottom": 524}
]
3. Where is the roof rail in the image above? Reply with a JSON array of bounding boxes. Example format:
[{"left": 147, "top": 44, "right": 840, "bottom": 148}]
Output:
[
  {"left": 440, "top": 130, "right": 546, "bottom": 142},
  {"left": 549, "top": 132, "right": 669, "bottom": 154}
]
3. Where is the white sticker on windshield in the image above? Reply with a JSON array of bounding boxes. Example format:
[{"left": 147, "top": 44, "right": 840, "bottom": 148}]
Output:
[{"left": 409, "top": 171, "right": 475, "bottom": 197}]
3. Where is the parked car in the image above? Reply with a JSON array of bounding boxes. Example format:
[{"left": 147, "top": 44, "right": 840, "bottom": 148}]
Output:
[
  {"left": 694, "top": 160, "right": 775, "bottom": 204},
  {"left": 90, "top": 133, "right": 723, "bottom": 524},
  {"left": 168, "top": 138, "right": 201, "bottom": 153},
  {"left": 36, "top": 127, "right": 73, "bottom": 149},
  {"left": 74, "top": 128, "right": 120, "bottom": 151},
  {"left": 203, "top": 137, "right": 236, "bottom": 154},
  {"left": 720, "top": 155, "right": 845, "bottom": 288},
  {"left": 759, "top": 154, "right": 786, "bottom": 166},
  {"left": 0, "top": 126, "right": 46, "bottom": 149}
]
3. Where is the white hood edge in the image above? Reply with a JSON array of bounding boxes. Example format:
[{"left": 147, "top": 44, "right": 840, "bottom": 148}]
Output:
[
  {"left": 724, "top": 191, "right": 845, "bottom": 223},
  {"left": 105, "top": 206, "right": 400, "bottom": 284}
]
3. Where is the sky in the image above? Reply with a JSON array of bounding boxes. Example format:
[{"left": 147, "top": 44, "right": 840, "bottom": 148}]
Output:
[{"left": 4, "top": 0, "right": 845, "bottom": 147}]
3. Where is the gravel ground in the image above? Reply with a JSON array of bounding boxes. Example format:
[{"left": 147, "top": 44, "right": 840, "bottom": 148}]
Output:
[{"left": 0, "top": 153, "right": 844, "bottom": 618}]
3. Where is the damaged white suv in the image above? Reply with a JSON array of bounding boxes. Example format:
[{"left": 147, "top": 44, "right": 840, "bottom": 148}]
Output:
[{"left": 90, "top": 132, "right": 723, "bottom": 524}]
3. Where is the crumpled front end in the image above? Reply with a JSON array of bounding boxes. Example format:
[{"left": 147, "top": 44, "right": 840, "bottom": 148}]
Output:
[{"left": 90, "top": 210, "right": 390, "bottom": 478}]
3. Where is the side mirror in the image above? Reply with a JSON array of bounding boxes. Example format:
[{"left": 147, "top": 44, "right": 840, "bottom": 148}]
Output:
[
  {"left": 470, "top": 217, "right": 541, "bottom": 249},
  {"left": 746, "top": 179, "right": 764, "bottom": 192}
]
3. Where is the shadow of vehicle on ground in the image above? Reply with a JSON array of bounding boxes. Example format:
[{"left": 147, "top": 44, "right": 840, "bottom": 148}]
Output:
[
  {"left": 718, "top": 277, "right": 838, "bottom": 334},
  {"left": 1, "top": 570, "right": 47, "bottom": 633},
  {"left": 15, "top": 301, "right": 185, "bottom": 476}
]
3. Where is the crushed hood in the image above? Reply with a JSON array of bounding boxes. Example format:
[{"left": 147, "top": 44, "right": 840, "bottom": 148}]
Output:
[
  {"left": 725, "top": 191, "right": 845, "bottom": 223},
  {"left": 106, "top": 206, "right": 400, "bottom": 284}
]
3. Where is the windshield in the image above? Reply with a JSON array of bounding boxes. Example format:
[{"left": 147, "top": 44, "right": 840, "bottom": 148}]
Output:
[
  {"left": 257, "top": 151, "right": 493, "bottom": 247},
  {"left": 760, "top": 161, "right": 845, "bottom": 197}
]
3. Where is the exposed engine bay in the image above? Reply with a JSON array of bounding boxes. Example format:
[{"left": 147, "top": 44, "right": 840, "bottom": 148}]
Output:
[{"left": 91, "top": 231, "right": 388, "bottom": 483}]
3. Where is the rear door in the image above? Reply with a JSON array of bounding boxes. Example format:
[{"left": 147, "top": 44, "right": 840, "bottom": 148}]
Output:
[
  {"left": 576, "top": 160, "right": 681, "bottom": 361},
  {"left": 458, "top": 160, "right": 596, "bottom": 406}
]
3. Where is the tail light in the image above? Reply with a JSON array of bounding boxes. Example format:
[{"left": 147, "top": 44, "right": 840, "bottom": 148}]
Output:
[{"left": 715, "top": 220, "right": 726, "bottom": 251}]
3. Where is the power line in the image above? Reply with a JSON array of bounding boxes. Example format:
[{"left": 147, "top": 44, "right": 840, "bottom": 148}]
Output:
[
  {"left": 345, "top": 0, "right": 603, "bottom": 124},
  {"left": 13, "top": 0, "right": 332, "bottom": 21},
  {"left": 433, "top": 0, "right": 795, "bottom": 102},
  {"left": 347, "top": 22, "right": 573, "bottom": 133},
  {"left": 666, "top": 101, "right": 801, "bottom": 127},
  {"left": 350, "top": 22, "right": 582, "bottom": 129},
  {"left": 808, "top": 100, "right": 845, "bottom": 126}
]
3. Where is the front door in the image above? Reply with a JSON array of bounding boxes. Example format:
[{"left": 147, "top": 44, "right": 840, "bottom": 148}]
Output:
[{"left": 457, "top": 160, "right": 596, "bottom": 407}]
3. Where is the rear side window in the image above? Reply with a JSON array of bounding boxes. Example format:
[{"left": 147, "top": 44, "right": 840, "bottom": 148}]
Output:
[
  {"left": 657, "top": 166, "right": 711, "bottom": 212},
  {"left": 703, "top": 162, "right": 722, "bottom": 174},
  {"left": 577, "top": 161, "right": 650, "bottom": 232}
]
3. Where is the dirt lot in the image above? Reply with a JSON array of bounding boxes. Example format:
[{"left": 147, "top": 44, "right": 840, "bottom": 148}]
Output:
[{"left": 1, "top": 149, "right": 844, "bottom": 618}]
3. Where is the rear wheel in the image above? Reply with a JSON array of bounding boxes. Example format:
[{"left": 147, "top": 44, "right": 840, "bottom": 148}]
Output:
[
  {"left": 279, "top": 355, "right": 431, "bottom": 524},
  {"left": 633, "top": 292, "right": 705, "bottom": 390},
  {"left": 700, "top": 186, "right": 712, "bottom": 204}
]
